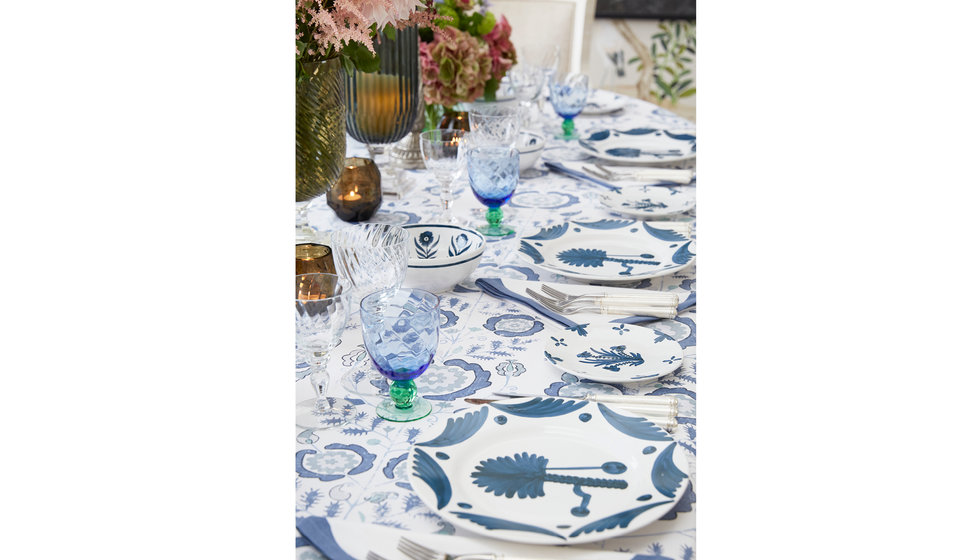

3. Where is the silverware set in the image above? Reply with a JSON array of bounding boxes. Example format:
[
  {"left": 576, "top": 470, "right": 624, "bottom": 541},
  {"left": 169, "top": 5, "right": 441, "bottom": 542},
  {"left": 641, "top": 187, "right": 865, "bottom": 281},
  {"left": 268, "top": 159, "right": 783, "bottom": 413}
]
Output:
[
  {"left": 525, "top": 286, "right": 678, "bottom": 318},
  {"left": 582, "top": 163, "right": 694, "bottom": 183}
]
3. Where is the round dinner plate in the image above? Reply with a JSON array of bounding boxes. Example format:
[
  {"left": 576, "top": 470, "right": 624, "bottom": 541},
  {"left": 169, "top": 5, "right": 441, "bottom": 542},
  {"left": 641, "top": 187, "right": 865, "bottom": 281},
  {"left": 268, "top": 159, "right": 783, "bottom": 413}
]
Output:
[
  {"left": 517, "top": 219, "right": 696, "bottom": 283},
  {"left": 545, "top": 324, "right": 683, "bottom": 383},
  {"left": 580, "top": 90, "right": 627, "bottom": 116},
  {"left": 578, "top": 128, "right": 696, "bottom": 164},
  {"left": 408, "top": 397, "right": 691, "bottom": 545},
  {"left": 599, "top": 185, "right": 696, "bottom": 219}
]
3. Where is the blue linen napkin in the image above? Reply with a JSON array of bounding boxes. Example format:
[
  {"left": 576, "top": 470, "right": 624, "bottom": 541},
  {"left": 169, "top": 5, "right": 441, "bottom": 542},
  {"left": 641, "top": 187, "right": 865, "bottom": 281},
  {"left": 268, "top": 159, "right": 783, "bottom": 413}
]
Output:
[{"left": 474, "top": 277, "right": 694, "bottom": 328}]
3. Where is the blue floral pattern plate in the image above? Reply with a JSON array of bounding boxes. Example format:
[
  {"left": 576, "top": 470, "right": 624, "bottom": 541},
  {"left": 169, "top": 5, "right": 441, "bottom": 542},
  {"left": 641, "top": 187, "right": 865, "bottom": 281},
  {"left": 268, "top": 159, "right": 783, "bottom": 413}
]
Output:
[
  {"left": 408, "top": 397, "right": 691, "bottom": 545},
  {"left": 578, "top": 128, "right": 696, "bottom": 164},
  {"left": 545, "top": 324, "right": 683, "bottom": 383},
  {"left": 599, "top": 186, "right": 696, "bottom": 219},
  {"left": 580, "top": 90, "right": 627, "bottom": 116},
  {"left": 517, "top": 219, "right": 696, "bottom": 282}
]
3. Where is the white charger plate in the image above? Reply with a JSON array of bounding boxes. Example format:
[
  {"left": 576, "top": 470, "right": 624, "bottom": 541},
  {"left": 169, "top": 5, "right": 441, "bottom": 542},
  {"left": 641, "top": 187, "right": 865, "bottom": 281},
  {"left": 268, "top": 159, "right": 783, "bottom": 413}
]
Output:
[
  {"left": 578, "top": 128, "right": 696, "bottom": 164},
  {"left": 545, "top": 324, "right": 683, "bottom": 383},
  {"left": 409, "top": 397, "right": 691, "bottom": 545},
  {"left": 517, "top": 219, "right": 696, "bottom": 283},
  {"left": 600, "top": 185, "right": 695, "bottom": 219}
]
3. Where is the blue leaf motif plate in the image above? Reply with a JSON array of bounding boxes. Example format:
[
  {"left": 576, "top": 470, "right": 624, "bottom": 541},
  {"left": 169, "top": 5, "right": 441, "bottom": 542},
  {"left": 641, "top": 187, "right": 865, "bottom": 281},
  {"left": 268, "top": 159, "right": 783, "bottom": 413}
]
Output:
[
  {"left": 578, "top": 128, "right": 696, "bottom": 164},
  {"left": 545, "top": 324, "right": 684, "bottom": 383},
  {"left": 599, "top": 185, "right": 695, "bottom": 219},
  {"left": 517, "top": 219, "right": 696, "bottom": 282},
  {"left": 408, "top": 398, "right": 691, "bottom": 545}
]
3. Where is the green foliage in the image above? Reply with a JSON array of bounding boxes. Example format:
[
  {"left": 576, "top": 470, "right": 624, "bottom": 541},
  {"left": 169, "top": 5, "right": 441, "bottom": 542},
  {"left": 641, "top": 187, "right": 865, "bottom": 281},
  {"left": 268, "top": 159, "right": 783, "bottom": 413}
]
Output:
[{"left": 629, "top": 20, "right": 696, "bottom": 104}]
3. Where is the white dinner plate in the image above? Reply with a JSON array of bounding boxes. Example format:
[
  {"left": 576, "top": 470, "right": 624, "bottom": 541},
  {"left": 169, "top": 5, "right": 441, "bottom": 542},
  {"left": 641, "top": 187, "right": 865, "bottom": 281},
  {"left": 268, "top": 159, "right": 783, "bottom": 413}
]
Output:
[
  {"left": 599, "top": 185, "right": 695, "bottom": 219},
  {"left": 409, "top": 397, "right": 691, "bottom": 545},
  {"left": 580, "top": 90, "right": 627, "bottom": 116},
  {"left": 545, "top": 324, "right": 683, "bottom": 383},
  {"left": 517, "top": 219, "right": 696, "bottom": 283},
  {"left": 578, "top": 128, "right": 696, "bottom": 164}
]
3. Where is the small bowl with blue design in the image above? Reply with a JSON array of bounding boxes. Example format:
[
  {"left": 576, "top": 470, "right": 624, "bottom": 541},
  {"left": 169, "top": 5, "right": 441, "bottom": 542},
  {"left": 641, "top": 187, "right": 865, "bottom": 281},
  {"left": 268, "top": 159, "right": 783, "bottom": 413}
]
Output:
[
  {"left": 403, "top": 224, "right": 487, "bottom": 293},
  {"left": 517, "top": 131, "right": 545, "bottom": 173}
]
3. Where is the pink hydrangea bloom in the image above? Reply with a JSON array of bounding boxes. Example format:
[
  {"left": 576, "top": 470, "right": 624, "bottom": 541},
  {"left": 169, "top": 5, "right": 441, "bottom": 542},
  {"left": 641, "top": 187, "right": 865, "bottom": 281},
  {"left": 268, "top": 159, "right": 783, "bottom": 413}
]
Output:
[
  {"left": 419, "top": 26, "right": 493, "bottom": 106},
  {"left": 482, "top": 15, "right": 517, "bottom": 81}
]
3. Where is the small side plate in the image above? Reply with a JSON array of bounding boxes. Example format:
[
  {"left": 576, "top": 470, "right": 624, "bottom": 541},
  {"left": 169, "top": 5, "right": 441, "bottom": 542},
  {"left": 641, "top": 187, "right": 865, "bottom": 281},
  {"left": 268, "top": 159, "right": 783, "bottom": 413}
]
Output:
[{"left": 545, "top": 324, "right": 683, "bottom": 383}]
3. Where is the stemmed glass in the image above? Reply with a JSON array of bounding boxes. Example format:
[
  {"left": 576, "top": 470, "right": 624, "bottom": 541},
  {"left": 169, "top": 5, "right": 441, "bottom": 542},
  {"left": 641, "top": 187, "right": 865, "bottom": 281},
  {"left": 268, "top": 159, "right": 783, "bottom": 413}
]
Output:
[
  {"left": 468, "top": 112, "right": 521, "bottom": 148},
  {"left": 296, "top": 273, "right": 351, "bottom": 428},
  {"left": 507, "top": 65, "right": 546, "bottom": 129},
  {"left": 549, "top": 72, "right": 589, "bottom": 140},
  {"left": 419, "top": 129, "right": 467, "bottom": 223},
  {"left": 467, "top": 145, "right": 520, "bottom": 237},
  {"left": 360, "top": 288, "right": 440, "bottom": 422},
  {"left": 330, "top": 223, "right": 410, "bottom": 312}
]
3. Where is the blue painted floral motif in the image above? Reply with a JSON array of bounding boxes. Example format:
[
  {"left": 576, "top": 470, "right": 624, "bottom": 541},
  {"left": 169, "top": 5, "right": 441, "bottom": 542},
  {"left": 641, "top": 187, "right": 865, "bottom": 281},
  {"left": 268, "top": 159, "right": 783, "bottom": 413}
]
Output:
[
  {"left": 612, "top": 324, "right": 630, "bottom": 335},
  {"left": 489, "top": 397, "right": 588, "bottom": 418},
  {"left": 651, "top": 442, "right": 688, "bottom": 498},
  {"left": 439, "top": 309, "right": 459, "bottom": 329},
  {"left": 623, "top": 198, "right": 667, "bottom": 210},
  {"left": 641, "top": 221, "right": 689, "bottom": 242},
  {"left": 551, "top": 337, "right": 568, "bottom": 347},
  {"left": 495, "top": 360, "right": 526, "bottom": 377},
  {"left": 662, "top": 355, "right": 681, "bottom": 364},
  {"left": 557, "top": 248, "right": 660, "bottom": 275},
  {"left": 296, "top": 444, "right": 377, "bottom": 482},
  {"left": 576, "top": 345, "right": 645, "bottom": 372},
  {"left": 524, "top": 223, "right": 569, "bottom": 240},
  {"left": 483, "top": 314, "right": 544, "bottom": 337},
  {"left": 412, "top": 448, "right": 452, "bottom": 509},
  {"left": 517, "top": 240, "right": 544, "bottom": 264},
  {"left": 565, "top": 323, "right": 589, "bottom": 336},
  {"left": 671, "top": 241, "right": 695, "bottom": 265},
  {"left": 597, "top": 403, "right": 672, "bottom": 441},
  {"left": 448, "top": 233, "right": 472, "bottom": 257},
  {"left": 544, "top": 350, "right": 562, "bottom": 364},
  {"left": 414, "top": 231, "right": 439, "bottom": 259},
  {"left": 417, "top": 406, "right": 489, "bottom": 447},
  {"left": 568, "top": 501, "right": 671, "bottom": 538}
]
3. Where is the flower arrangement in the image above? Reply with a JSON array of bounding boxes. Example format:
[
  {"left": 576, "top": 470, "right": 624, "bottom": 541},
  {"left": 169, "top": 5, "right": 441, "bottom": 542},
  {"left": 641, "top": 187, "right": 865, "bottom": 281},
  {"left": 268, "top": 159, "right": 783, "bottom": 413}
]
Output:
[
  {"left": 419, "top": 0, "right": 517, "bottom": 125},
  {"left": 296, "top": 0, "right": 438, "bottom": 80}
]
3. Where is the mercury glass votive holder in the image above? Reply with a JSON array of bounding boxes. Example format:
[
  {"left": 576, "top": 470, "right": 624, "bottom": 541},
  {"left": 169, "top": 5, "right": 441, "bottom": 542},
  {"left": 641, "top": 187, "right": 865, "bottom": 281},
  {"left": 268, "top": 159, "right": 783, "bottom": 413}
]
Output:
[{"left": 327, "top": 157, "right": 383, "bottom": 222}]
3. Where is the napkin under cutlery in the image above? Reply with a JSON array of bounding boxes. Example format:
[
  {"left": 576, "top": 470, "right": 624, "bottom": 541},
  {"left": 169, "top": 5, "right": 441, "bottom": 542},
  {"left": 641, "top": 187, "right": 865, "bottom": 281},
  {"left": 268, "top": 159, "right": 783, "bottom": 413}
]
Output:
[
  {"left": 297, "top": 516, "right": 664, "bottom": 560},
  {"left": 475, "top": 277, "right": 695, "bottom": 328},
  {"left": 544, "top": 159, "right": 694, "bottom": 190}
]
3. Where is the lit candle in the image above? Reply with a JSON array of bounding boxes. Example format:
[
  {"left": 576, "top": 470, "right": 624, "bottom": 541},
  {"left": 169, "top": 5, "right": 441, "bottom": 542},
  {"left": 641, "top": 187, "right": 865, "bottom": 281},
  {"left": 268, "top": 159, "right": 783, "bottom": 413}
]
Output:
[
  {"left": 354, "top": 73, "right": 402, "bottom": 139},
  {"left": 341, "top": 185, "right": 362, "bottom": 201}
]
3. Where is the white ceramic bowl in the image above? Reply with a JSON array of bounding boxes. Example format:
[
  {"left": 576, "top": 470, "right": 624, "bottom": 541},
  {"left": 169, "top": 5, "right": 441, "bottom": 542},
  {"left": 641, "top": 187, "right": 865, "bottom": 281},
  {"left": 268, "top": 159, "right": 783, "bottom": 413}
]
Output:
[
  {"left": 517, "top": 131, "right": 545, "bottom": 172},
  {"left": 402, "top": 224, "right": 486, "bottom": 293}
]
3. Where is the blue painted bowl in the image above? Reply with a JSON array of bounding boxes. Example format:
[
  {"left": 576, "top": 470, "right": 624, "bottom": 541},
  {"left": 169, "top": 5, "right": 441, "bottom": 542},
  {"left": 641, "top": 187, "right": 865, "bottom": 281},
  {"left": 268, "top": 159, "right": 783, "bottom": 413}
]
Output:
[{"left": 403, "top": 224, "right": 486, "bottom": 293}]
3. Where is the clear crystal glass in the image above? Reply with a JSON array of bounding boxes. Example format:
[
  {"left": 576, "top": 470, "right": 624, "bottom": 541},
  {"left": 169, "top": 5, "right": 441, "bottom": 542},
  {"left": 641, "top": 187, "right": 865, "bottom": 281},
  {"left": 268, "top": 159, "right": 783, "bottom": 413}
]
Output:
[
  {"left": 330, "top": 224, "right": 409, "bottom": 309},
  {"left": 360, "top": 288, "right": 440, "bottom": 422},
  {"left": 296, "top": 273, "right": 351, "bottom": 428},
  {"left": 419, "top": 129, "right": 467, "bottom": 223},
  {"left": 468, "top": 113, "right": 521, "bottom": 147},
  {"left": 467, "top": 146, "right": 520, "bottom": 237}
]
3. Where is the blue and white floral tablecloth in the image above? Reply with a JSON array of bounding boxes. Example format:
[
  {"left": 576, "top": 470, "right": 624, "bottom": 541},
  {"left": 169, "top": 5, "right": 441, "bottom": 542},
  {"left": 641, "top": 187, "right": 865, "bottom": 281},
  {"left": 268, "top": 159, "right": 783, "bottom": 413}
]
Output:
[{"left": 297, "top": 93, "right": 697, "bottom": 560}]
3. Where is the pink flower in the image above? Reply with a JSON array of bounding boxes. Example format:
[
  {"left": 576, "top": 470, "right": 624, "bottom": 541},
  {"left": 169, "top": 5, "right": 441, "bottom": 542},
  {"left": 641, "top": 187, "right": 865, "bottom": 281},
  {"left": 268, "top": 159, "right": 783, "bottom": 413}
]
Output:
[
  {"left": 482, "top": 15, "right": 517, "bottom": 81},
  {"left": 419, "top": 26, "right": 493, "bottom": 106}
]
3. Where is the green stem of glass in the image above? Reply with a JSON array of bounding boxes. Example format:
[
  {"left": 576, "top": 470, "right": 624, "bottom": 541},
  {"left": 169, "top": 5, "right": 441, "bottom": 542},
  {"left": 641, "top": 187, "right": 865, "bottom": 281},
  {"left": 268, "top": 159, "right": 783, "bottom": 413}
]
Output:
[
  {"left": 389, "top": 380, "right": 418, "bottom": 409},
  {"left": 561, "top": 118, "right": 576, "bottom": 139},
  {"left": 485, "top": 206, "right": 503, "bottom": 228}
]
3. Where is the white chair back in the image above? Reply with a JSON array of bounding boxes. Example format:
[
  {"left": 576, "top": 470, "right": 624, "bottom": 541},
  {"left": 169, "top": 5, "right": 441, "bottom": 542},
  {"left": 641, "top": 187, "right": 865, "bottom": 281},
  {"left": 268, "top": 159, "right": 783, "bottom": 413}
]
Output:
[{"left": 491, "top": 0, "right": 596, "bottom": 76}]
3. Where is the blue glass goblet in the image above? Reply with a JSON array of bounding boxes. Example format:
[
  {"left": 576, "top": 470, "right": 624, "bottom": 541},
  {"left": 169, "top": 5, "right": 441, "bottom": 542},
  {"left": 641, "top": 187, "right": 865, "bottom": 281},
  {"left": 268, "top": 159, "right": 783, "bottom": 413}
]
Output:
[
  {"left": 360, "top": 288, "right": 440, "bottom": 422},
  {"left": 548, "top": 72, "right": 589, "bottom": 140},
  {"left": 466, "top": 145, "right": 519, "bottom": 237}
]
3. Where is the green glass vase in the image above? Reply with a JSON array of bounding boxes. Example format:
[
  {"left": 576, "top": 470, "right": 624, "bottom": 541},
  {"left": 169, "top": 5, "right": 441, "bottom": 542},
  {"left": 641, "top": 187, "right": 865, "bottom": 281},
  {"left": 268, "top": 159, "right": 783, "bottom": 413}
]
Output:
[{"left": 296, "top": 58, "right": 347, "bottom": 211}]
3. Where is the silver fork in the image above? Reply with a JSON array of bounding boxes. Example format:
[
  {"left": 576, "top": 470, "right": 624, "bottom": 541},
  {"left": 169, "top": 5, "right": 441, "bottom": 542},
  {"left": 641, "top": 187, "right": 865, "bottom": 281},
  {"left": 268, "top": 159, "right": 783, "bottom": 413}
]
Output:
[
  {"left": 539, "top": 284, "right": 678, "bottom": 307},
  {"left": 525, "top": 288, "right": 676, "bottom": 318},
  {"left": 367, "top": 552, "right": 392, "bottom": 560},
  {"left": 397, "top": 537, "right": 498, "bottom": 560}
]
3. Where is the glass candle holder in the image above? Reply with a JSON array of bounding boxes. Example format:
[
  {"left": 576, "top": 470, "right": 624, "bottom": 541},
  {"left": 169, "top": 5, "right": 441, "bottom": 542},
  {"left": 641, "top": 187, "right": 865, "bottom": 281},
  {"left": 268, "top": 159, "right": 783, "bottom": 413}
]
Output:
[
  {"left": 296, "top": 243, "right": 336, "bottom": 275},
  {"left": 327, "top": 157, "right": 383, "bottom": 222}
]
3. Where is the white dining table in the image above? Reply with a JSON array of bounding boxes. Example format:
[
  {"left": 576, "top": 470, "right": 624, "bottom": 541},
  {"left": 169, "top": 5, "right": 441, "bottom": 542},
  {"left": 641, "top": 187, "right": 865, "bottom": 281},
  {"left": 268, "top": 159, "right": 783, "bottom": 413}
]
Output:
[{"left": 296, "top": 91, "right": 697, "bottom": 560}]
